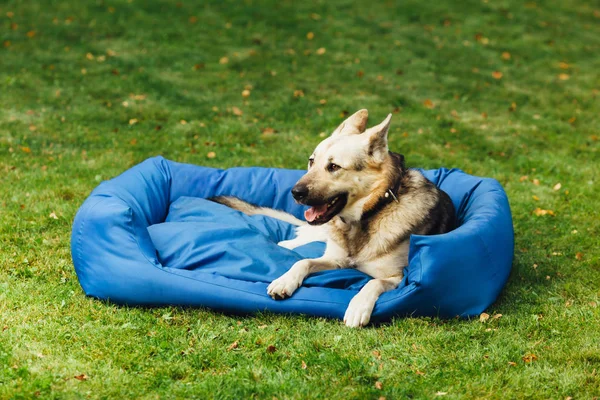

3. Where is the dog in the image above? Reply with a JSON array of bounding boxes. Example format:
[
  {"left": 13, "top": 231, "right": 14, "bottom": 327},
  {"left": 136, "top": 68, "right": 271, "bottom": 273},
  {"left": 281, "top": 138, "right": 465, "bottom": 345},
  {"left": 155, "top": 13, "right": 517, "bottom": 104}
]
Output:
[{"left": 211, "top": 109, "right": 456, "bottom": 327}]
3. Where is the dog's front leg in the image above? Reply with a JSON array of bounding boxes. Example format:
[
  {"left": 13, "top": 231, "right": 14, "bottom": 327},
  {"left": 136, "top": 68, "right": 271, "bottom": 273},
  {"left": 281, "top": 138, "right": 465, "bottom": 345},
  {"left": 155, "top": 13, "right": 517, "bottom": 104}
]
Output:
[
  {"left": 267, "top": 257, "right": 338, "bottom": 300},
  {"left": 344, "top": 275, "right": 403, "bottom": 328}
]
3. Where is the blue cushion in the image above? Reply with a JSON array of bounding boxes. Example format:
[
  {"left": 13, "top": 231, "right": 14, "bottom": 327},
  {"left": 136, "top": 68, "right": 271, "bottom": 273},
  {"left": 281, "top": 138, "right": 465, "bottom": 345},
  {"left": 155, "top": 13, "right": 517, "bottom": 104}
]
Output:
[{"left": 71, "top": 156, "right": 514, "bottom": 321}]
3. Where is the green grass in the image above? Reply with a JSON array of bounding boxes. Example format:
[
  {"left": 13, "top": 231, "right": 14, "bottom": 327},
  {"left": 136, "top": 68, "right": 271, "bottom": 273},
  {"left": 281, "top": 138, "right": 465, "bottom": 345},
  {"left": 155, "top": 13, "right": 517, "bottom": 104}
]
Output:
[{"left": 1, "top": 0, "right": 599, "bottom": 398}]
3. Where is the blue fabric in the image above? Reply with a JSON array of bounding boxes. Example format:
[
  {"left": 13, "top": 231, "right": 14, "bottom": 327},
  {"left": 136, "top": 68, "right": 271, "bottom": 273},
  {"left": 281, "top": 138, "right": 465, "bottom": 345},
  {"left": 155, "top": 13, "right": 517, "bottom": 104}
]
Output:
[{"left": 71, "top": 156, "right": 514, "bottom": 321}]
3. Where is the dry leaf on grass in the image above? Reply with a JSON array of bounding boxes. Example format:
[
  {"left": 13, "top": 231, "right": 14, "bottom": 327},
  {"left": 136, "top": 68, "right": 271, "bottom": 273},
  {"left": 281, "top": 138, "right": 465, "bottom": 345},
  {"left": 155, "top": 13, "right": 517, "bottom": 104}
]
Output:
[
  {"left": 306, "top": 32, "right": 314, "bottom": 40},
  {"left": 375, "top": 381, "right": 383, "bottom": 390},
  {"left": 492, "top": 71, "right": 503, "bottom": 79},
  {"left": 49, "top": 212, "right": 58, "bottom": 220},
  {"left": 242, "top": 89, "right": 251, "bottom": 98},
  {"left": 423, "top": 99, "right": 434, "bottom": 109},
  {"left": 74, "top": 374, "right": 88, "bottom": 381},
  {"left": 553, "top": 183, "right": 562, "bottom": 191},
  {"left": 522, "top": 354, "right": 537, "bottom": 363},
  {"left": 266, "top": 345, "right": 277, "bottom": 353},
  {"left": 558, "top": 73, "right": 570, "bottom": 80},
  {"left": 479, "top": 313, "right": 490, "bottom": 322},
  {"left": 228, "top": 341, "right": 239, "bottom": 350},
  {"left": 533, "top": 208, "right": 555, "bottom": 216},
  {"left": 501, "top": 52, "right": 511, "bottom": 60},
  {"left": 575, "top": 252, "right": 583, "bottom": 261},
  {"left": 301, "top": 360, "right": 307, "bottom": 369},
  {"left": 232, "top": 107, "right": 243, "bottom": 116},
  {"left": 207, "top": 152, "right": 216, "bottom": 159}
]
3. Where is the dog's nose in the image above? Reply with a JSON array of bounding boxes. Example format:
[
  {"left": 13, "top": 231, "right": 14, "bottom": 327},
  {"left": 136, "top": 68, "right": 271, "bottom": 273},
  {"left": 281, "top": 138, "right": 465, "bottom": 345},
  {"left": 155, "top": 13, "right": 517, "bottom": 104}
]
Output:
[{"left": 291, "top": 184, "right": 309, "bottom": 201}]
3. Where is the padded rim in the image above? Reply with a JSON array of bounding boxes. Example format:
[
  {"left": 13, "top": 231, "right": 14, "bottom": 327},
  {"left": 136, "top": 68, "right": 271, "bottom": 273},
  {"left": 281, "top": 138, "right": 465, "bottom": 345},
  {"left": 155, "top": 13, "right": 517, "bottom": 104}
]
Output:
[{"left": 71, "top": 156, "right": 514, "bottom": 321}]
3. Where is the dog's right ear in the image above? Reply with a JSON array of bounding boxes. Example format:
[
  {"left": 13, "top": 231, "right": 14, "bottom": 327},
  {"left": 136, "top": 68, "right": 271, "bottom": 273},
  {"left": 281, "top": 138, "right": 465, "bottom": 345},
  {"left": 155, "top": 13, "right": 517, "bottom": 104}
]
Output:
[{"left": 331, "top": 109, "right": 369, "bottom": 136}]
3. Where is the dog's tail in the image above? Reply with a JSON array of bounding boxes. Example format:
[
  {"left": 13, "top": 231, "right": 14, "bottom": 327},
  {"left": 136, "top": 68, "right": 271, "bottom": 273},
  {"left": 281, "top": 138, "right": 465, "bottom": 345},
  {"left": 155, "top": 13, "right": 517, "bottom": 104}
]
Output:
[{"left": 209, "top": 196, "right": 306, "bottom": 226}]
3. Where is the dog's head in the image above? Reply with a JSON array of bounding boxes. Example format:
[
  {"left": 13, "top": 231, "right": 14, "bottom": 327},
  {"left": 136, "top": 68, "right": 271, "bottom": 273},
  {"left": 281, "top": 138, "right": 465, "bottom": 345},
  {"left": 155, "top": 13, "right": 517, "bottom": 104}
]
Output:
[{"left": 292, "top": 109, "right": 394, "bottom": 225}]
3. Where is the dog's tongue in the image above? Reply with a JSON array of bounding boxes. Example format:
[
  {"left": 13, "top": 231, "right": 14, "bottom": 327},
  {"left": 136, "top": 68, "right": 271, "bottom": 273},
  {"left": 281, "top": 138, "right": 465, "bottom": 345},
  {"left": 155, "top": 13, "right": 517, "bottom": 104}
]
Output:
[{"left": 304, "top": 204, "right": 328, "bottom": 222}]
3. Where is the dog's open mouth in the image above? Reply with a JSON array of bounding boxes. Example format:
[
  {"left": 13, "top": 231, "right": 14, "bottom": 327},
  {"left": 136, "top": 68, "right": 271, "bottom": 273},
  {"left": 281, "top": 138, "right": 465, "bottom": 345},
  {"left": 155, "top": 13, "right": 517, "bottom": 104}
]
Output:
[{"left": 304, "top": 193, "right": 348, "bottom": 225}]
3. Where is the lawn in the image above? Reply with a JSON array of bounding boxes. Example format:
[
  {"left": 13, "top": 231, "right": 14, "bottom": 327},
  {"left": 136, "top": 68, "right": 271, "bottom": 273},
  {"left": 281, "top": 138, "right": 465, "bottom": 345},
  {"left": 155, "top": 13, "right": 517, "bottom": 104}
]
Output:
[{"left": 1, "top": 0, "right": 599, "bottom": 398}]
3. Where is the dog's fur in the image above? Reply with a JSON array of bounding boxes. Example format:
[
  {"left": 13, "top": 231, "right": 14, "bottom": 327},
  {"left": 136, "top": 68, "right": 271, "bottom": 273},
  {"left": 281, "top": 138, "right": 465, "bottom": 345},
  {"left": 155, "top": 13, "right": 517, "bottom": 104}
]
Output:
[{"left": 211, "top": 109, "right": 455, "bottom": 327}]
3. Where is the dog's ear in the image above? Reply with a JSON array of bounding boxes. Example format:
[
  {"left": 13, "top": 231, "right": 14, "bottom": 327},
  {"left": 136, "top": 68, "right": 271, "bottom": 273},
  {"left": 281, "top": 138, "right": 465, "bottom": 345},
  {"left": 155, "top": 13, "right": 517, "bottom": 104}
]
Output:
[
  {"left": 364, "top": 113, "right": 392, "bottom": 163},
  {"left": 331, "top": 109, "right": 369, "bottom": 136}
]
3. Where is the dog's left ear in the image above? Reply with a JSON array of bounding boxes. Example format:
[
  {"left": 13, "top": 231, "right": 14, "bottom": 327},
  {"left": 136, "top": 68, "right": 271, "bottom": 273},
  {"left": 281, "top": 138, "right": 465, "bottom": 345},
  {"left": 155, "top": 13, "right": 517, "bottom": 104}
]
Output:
[{"left": 364, "top": 113, "right": 392, "bottom": 163}]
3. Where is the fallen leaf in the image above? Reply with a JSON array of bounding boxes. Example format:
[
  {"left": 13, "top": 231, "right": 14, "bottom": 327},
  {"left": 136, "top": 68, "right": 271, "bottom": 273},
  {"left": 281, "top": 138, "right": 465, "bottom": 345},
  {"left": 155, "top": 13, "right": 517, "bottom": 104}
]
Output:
[
  {"left": 293, "top": 90, "right": 304, "bottom": 98},
  {"left": 262, "top": 127, "right": 276, "bottom": 136},
  {"left": 232, "top": 106, "right": 243, "bottom": 116},
  {"left": 532, "top": 179, "right": 540, "bottom": 185},
  {"left": 415, "top": 370, "right": 426, "bottom": 376},
  {"left": 501, "top": 52, "right": 511, "bottom": 60},
  {"left": 27, "top": 30, "right": 36, "bottom": 38},
  {"left": 266, "top": 345, "right": 277, "bottom": 353},
  {"left": 86, "top": 52, "right": 94, "bottom": 60},
  {"left": 533, "top": 208, "right": 555, "bottom": 216},
  {"left": 375, "top": 381, "right": 383, "bottom": 390},
  {"left": 508, "top": 361, "right": 517, "bottom": 366},
  {"left": 49, "top": 212, "right": 58, "bottom": 220},
  {"left": 479, "top": 313, "right": 490, "bottom": 322},
  {"left": 29, "top": 125, "right": 37, "bottom": 132},
  {"left": 436, "top": 392, "right": 448, "bottom": 396},
  {"left": 519, "top": 175, "right": 529, "bottom": 182},
  {"left": 6, "top": 11, "right": 14, "bottom": 18},
  {"left": 306, "top": 32, "right": 314, "bottom": 40},
  {"left": 558, "top": 73, "right": 570, "bottom": 80},
  {"left": 242, "top": 89, "right": 251, "bottom": 98},
  {"left": 193, "top": 63, "right": 205, "bottom": 70},
  {"left": 106, "top": 49, "right": 117, "bottom": 57},
  {"left": 301, "top": 360, "right": 307, "bottom": 369},
  {"left": 319, "top": 99, "right": 327, "bottom": 105},
  {"left": 128, "top": 118, "right": 138, "bottom": 125},
  {"left": 522, "top": 354, "right": 537, "bottom": 363},
  {"left": 180, "top": 120, "right": 187, "bottom": 125},
  {"left": 356, "top": 70, "right": 364, "bottom": 78},
  {"left": 316, "top": 47, "right": 326, "bottom": 55},
  {"left": 189, "top": 16, "right": 198, "bottom": 24},
  {"left": 532, "top": 195, "right": 539, "bottom": 201},
  {"left": 372, "top": 350, "right": 382, "bottom": 359},
  {"left": 228, "top": 341, "right": 239, "bottom": 350},
  {"left": 559, "top": 61, "right": 569, "bottom": 69},
  {"left": 575, "top": 252, "right": 583, "bottom": 261},
  {"left": 258, "top": 324, "right": 268, "bottom": 329},
  {"left": 81, "top": 68, "right": 87, "bottom": 75},
  {"left": 207, "top": 151, "right": 216, "bottom": 159},
  {"left": 553, "top": 183, "right": 561, "bottom": 191},
  {"left": 219, "top": 56, "right": 229, "bottom": 65},
  {"left": 493, "top": 313, "right": 502, "bottom": 319},
  {"left": 3, "top": 40, "right": 10, "bottom": 48},
  {"left": 423, "top": 99, "right": 434, "bottom": 109},
  {"left": 509, "top": 102, "right": 517, "bottom": 111},
  {"left": 492, "top": 71, "right": 503, "bottom": 79},
  {"left": 74, "top": 374, "right": 88, "bottom": 381},
  {"left": 20, "top": 146, "right": 31, "bottom": 153}
]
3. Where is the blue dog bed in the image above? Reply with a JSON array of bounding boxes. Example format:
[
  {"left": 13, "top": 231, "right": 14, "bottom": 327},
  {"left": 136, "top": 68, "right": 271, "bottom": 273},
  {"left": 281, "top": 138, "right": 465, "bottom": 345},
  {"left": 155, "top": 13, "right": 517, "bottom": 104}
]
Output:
[{"left": 71, "top": 156, "right": 514, "bottom": 322}]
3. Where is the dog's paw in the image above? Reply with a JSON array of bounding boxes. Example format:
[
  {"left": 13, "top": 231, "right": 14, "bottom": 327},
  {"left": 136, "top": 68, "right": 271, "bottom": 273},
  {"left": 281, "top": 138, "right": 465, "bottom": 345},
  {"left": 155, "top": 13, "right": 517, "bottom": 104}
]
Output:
[
  {"left": 267, "top": 274, "right": 301, "bottom": 300},
  {"left": 343, "top": 295, "right": 376, "bottom": 328},
  {"left": 277, "top": 239, "right": 298, "bottom": 250}
]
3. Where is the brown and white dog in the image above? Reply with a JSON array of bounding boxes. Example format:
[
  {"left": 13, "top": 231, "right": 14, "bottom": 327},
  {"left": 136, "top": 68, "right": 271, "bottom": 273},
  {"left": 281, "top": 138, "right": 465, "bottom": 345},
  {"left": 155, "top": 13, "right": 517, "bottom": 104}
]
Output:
[{"left": 212, "top": 109, "right": 455, "bottom": 327}]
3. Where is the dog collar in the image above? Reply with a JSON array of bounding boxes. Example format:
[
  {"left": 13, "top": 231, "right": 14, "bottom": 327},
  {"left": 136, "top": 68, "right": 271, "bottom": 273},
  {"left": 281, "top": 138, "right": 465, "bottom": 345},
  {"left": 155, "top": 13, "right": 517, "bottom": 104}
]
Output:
[{"left": 361, "top": 178, "right": 402, "bottom": 222}]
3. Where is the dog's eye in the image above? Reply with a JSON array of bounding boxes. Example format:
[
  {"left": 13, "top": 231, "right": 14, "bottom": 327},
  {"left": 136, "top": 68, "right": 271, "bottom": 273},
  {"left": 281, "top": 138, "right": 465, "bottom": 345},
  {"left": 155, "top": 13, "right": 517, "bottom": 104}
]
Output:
[
  {"left": 308, "top": 158, "right": 314, "bottom": 168},
  {"left": 327, "top": 163, "right": 341, "bottom": 172}
]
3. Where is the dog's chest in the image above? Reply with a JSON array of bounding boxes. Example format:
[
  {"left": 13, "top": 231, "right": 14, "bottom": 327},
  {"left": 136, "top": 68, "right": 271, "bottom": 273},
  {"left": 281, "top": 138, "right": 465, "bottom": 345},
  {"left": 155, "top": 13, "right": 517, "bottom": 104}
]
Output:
[{"left": 329, "top": 219, "right": 382, "bottom": 261}]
